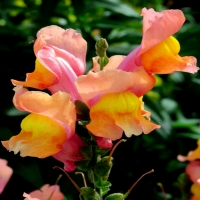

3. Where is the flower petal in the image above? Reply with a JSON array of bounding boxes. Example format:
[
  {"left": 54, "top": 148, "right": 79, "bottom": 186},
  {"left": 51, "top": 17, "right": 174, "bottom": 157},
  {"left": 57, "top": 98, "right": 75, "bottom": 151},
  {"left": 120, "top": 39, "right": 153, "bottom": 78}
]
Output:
[
  {"left": 177, "top": 139, "right": 200, "bottom": 162},
  {"left": 24, "top": 184, "right": 64, "bottom": 200},
  {"left": 53, "top": 133, "right": 86, "bottom": 172},
  {"left": 140, "top": 36, "right": 199, "bottom": 74},
  {"left": 0, "top": 159, "right": 13, "bottom": 194},
  {"left": 34, "top": 26, "right": 87, "bottom": 76},
  {"left": 87, "top": 91, "right": 160, "bottom": 140},
  {"left": 140, "top": 8, "right": 185, "bottom": 54},
  {"left": 12, "top": 57, "right": 59, "bottom": 89},
  {"left": 76, "top": 69, "right": 134, "bottom": 107},
  {"left": 190, "top": 184, "right": 200, "bottom": 199},
  {"left": 2, "top": 113, "right": 67, "bottom": 158},
  {"left": 13, "top": 87, "right": 76, "bottom": 134},
  {"left": 186, "top": 161, "right": 200, "bottom": 185},
  {"left": 91, "top": 55, "right": 126, "bottom": 72}
]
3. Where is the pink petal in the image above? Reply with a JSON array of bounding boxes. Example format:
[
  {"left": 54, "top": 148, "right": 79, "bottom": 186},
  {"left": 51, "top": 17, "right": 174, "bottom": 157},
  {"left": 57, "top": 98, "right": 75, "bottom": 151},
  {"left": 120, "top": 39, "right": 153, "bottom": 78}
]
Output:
[
  {"left": 53, "top": 133, "right": 86, "bottom": 172},
  {"left": 140, "top": 8, "right": 185, "bottom": 55},
  {"left": 0, "top": 159, "right": 13, "bottom": 194},
  {"left": 24, "top": 184, "right": 64, "bottom": 200},
  {"left": 186, "top": 161, "right": 200, "bottom": 185},
  {"left": 34, "top": 26, "right": 87, "bottom": 76}
]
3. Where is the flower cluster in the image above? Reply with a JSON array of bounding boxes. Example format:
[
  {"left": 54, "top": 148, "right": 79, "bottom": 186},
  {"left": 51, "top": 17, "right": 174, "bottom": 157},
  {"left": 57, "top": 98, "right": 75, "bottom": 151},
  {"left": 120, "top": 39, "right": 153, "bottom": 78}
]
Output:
[
  {"left": 178, "top": 139, "right": 200, "bottom": 199},
  {"left": 0, "top": 7, "right": 199, "bottom": 199}
]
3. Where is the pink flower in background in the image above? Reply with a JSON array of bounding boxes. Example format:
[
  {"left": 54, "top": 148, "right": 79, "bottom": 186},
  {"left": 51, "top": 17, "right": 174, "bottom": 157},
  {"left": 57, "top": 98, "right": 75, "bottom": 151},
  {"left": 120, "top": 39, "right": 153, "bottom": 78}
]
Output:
[
  {"left": 186, "top": 161, "right": 200, "bottom": 185},
  {"left": 0, "top": 158, "right": 13, "bottom": 194},
  {"left": 23, "top": 184, "right": 64, "bottom": 200}
]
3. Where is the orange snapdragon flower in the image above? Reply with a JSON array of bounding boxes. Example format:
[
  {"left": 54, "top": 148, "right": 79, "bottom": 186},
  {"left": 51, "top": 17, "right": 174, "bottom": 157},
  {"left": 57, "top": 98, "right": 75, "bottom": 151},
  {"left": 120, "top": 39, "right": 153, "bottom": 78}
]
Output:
[
  {"left": 118, "top": 8, "right": 198, "bottom": 74},
  {"left": 2, "top": 86, "right": 76, "bottom": 158}
]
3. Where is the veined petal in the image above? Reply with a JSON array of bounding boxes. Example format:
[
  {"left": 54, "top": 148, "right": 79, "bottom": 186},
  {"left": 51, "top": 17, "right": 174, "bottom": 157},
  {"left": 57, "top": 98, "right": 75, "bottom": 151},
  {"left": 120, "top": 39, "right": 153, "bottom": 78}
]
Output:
[
  {"left": 140, "top": 8, "right": 185, "bottom": 54},
  {"left": 13, "top": 87, "right": 76, "bottom": 134},
  {"left": 140, "top": 36, "right": 199, "bottom": 74},
  {"left": 177, "top": 139, "right": 200, "bottom": 162},
  {"left": 87, "top": 91, "right": 160, "bottom": 140},
  {"left": 76, "top": 68, "right": 155, "bottom": 107},
  {"left": 2, "top": 113, "right": 67, "bottom": 158},
  {"left": 128, "top": 66, "right": 155, "bottom": 96},
  {"left": 12, "top": 57, "right": 59, "bottom": 89},
  {"left": 34, "top": 26, "right": 87, "bottom": 75},
  {"left": 76, "top": 69, "right": 134, "bottom": 107}
]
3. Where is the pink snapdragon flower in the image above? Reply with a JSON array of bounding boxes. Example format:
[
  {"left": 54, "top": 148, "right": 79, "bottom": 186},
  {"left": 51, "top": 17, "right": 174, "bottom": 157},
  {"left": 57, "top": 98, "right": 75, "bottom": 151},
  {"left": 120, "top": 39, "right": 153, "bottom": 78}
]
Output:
[
  {"left": 12, "top": 26, "right": 87, "bottom": 102},
  {"left": 0, "top": 158, "right": 13, "bottom": 194},
  {"left": 23, "top": 184, "right": 64, "bottom": 200}
]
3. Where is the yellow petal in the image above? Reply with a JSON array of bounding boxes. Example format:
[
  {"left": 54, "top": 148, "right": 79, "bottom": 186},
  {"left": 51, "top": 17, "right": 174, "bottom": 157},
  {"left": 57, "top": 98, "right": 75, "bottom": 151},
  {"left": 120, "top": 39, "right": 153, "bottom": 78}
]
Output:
[
  {"left": 11, "top": 59, "right": 58, "bottom": 89},
  {"left": 87, "top": 91, "right": 160, "bottom": 140},
  {"left": 140, "top": 36, "right": 198, "bottom": 74},
  {"left": 2, "top": 113, "right": 67, "bottom": 158}
]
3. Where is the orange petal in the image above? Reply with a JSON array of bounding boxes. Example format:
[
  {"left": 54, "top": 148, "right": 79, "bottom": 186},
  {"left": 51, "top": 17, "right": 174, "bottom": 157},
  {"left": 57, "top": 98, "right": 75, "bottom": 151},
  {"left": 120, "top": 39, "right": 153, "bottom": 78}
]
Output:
[
  {"left": 2, "top": 113, "right": 67, "bottom": 158},
  {"left": 87, "top": 91, "right": 160, "bottom": 140},
  {"left": 13, "top": 87, "right": 76, "bottom": 133},
  {"left": 140, "top": 8, "right": 185, "bottom": 54},
  {"left": 177, "top": 139, "right": 200, "bottom": 162},
  {"left": 140, "top": 36, "right": 199, "bottom": 74},
  {"left": 12, "top": 58, "right": 59, "bottom": 89},
  {"left": 191, "top": 184, "right": 200, "bottom": 198},
  {"left": 76, "top": 70, "right": 134, "bottom": 107},
  {"left": 129, "top": 66, "right": 155, "bottom": 97},
  {"left": 91, "top": 55, "right": 126, "bottom": 72}
]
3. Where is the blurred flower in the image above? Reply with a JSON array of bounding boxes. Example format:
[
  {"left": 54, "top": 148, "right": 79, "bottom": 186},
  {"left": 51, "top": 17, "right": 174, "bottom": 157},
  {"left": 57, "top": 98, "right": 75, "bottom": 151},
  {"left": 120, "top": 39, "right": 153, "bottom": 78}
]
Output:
[
  {"left": 185, "top": 160, "right": 200, "bottom": 185},
  {"left": 53, "top": 133, "right": 86, "bottom": 172},
  {"left": 190, "top": 183, "right": 200, "bottom": 200},
  {"left": 23, "top": 184, "right": 64, "bottom": 200},
  {"left": 177, "top": 139, "right": 200, "bottom": 162},
  {"left": 0, "top": 158, "right": 13, "bottom": 194},
  {"left": 1, "top": 86, "right": 76, "bottom": 158}
]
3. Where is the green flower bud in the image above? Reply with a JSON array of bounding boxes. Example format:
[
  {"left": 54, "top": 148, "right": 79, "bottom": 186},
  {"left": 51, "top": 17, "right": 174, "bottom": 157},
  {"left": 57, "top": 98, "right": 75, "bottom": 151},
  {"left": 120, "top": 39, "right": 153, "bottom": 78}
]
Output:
[{"left": 80, "top": 187, "right": 101, "bottom": 200}]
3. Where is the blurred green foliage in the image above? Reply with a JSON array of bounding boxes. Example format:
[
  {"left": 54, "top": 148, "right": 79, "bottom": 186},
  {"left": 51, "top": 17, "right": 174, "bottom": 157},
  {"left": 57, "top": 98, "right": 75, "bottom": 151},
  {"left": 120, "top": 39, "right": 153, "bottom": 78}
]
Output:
[{"left": 0, "top": 0, "right": 200, "bottom": 199}]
